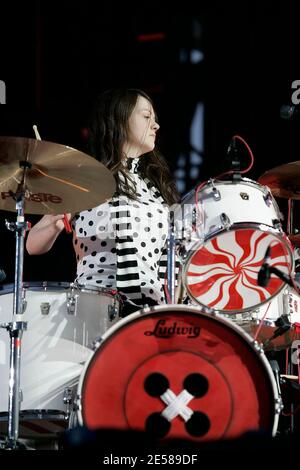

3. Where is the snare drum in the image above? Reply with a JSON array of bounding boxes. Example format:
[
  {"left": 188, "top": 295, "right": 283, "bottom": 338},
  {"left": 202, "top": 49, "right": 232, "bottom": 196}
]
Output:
[
  {"left": 76, "top": 305, "right": 280, "bottom": 440},
  {"left": 0, "top": 282, "right": 121, "bottom": 438},
  {"left": 178, "top": 178, "right": 293, "bottom": 313}
]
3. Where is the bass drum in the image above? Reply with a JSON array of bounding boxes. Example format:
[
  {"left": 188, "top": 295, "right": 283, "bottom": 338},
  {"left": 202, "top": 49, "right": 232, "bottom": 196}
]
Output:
[
  {"left": 0, "top": 282, "right": 121, "bottom": 439},
  {"left": 76, "top": 305, "right": 281, "bottom": 441}
]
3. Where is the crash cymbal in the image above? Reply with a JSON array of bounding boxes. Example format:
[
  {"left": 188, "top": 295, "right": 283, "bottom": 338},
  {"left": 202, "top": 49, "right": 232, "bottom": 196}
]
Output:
[
  {"left": 258, "top": 161, "right": 300, "bottom": 199},
  {"left": 0, "top": 136, "right": 116, "bottom": 214}
]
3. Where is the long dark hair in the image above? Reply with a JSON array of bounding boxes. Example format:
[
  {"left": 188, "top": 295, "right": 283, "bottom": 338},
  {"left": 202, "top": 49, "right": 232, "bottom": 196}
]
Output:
[{"left": 88, "top": 88, "right": 179, "bottom": 206}]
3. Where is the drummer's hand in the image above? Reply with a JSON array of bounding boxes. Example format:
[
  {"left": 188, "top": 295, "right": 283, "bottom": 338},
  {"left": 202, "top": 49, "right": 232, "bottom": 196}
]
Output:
[
  {"left": 26, "top": 213, "right": 72, "bottom": 255},
  {"left": 56, "top": 213, "right": 72, "bottom": 232},
  {"left": 40, "top": 214, "right": 71, "bottom": 232}
]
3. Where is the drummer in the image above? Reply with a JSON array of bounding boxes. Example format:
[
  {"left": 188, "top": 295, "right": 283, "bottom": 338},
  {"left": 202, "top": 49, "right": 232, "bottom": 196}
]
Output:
[{"left": 26, "top": 88, "right": 179, "bottom": 316}]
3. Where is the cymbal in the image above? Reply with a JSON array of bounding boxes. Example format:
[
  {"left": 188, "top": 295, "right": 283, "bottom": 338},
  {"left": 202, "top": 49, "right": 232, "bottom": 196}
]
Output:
[
  {"left": 0, "top": 136, "right": 116, "bottom": 214},
  {"left": 258, "top": 161, "right": 300, "bottom": 199}
]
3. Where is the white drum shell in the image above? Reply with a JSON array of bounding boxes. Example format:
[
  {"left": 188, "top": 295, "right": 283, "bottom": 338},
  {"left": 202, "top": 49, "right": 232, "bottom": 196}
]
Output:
[
  {"left": 0, "top": 282, "right": 121, "bottom": 415},
  {"left": 176, "top": 178, "right": 293, "bottom": 313},
  {"left": 178, "top": 178, "right": 283, "bottom": 247}
]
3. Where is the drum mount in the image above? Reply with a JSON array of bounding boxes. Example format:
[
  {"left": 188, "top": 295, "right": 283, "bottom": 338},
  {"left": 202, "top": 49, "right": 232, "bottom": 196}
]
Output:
[{"left": 0, "top": 169, "right": 30, "bottom": 449}]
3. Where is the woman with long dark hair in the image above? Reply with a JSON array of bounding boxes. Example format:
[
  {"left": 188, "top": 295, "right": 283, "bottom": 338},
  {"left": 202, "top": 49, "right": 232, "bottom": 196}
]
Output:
[{"left": 26, "top": 88, "right": 179, "bottom": 316}]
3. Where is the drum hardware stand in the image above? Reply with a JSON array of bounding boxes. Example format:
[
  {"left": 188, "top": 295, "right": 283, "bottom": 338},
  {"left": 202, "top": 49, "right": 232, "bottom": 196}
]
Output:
[
  {"left": 167, "top": 211, "right": 182, "bottom": 303},
  {"left": 279, "top": 373, "right": 300, "bottom": 436},
  {"left": 258, "top": 240, "right": 299, "bottom": 434},
  {"left": 0, "top": 162, "right": 31, "bottom": 450},
  {"left": 269, "top": 266, "right": 300, "bottom": 291},
  {"left": 167, "top": 211, "right": 176, "bottom": 303},
  {"left": 108, "top": 304, "right": 119, "bottom": 321},
  {"left": 269, "top": 359, "right": 282, "bottom": 400},
  {"left": 63, "top": 388, "right": 73, "bottom": 421},
  {"left": 283, "top": 347, "right": 297, "bottom": 435},
  {"left": 208, "top": 179, "right": 221, "bottom": 201},
  {"left": 263, "top": 315, "right": 291, "bottom": 349},
  {"left": 258, "top": 250, "right": 300, "bottom": 293},
  {"left": 287, "top": 198, "right": 294, "bottom": 236}
]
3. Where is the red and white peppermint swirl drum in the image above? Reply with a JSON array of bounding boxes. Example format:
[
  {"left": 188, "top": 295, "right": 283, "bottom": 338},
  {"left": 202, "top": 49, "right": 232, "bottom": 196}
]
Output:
[{"left": 180, "top": 178, "right": 294, "bottom": 313}]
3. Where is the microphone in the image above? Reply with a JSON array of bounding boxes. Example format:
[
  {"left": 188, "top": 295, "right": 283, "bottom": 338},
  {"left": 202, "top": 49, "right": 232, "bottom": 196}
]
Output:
[
  {"left": 263, "top": 315, "right": 291, "bottom": 349},
  {"left": 227, "top": 136, "right": 237, "bottom": 155},
  {"left": 280, "top": 104, "right": 300, "bottom": 120},
  {"left": 257, "top": 245, "right": 295, "bottom": 289},
  {"left": 269, "top": 266, "right": 294, "bottom": 288},
  {"left": 227, "top": 136, "right": 241, "bottom": 181},
  {"left": 257, "top": 246, "right": 271, "bottom": 287}
]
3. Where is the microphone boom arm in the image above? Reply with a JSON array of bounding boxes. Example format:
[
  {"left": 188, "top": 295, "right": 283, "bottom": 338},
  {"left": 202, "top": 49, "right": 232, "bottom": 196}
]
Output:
[{"left": 269, "top": 266, "right": 295, "bottom": 289}]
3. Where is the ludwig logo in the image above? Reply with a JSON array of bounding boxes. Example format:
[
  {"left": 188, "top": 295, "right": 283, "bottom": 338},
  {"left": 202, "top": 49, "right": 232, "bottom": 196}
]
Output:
[
  {"left": 0, "top": 80, "right": 6, "bottom": 104},
  {"left": 144, "top": 319, "right": 200, "bottom": 339}
]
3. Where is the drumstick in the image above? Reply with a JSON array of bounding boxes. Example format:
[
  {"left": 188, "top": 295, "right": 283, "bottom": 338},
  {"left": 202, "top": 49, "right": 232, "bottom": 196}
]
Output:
[
  {"left": 32, "top": 126, "right": 72, "bottom": 234},
  {"left": 63, "top": 214, "right": 72, "bottom": 233},
  {"left": 33, "top": 124, "right": 42, "bottom": 140}
]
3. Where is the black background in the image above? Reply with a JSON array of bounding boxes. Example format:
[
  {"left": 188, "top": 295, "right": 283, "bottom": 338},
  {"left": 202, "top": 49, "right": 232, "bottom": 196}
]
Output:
[{"left": 1, "top": 1, "right": 300, "bottom": 283}]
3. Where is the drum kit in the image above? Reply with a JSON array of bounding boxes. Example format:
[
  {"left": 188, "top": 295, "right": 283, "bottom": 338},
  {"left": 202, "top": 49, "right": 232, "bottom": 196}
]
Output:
[
  {"left": 0, "top": 136, "right": 117, "bottom": 448},
  {"left": 0, "top": 136, "right": 300, "bottom": 449}
]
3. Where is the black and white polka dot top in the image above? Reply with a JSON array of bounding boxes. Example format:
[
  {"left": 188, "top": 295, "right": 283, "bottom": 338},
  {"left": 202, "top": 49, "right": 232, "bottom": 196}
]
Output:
[{"left": 72, "top": 158, "right": 169, "bottom": 307}]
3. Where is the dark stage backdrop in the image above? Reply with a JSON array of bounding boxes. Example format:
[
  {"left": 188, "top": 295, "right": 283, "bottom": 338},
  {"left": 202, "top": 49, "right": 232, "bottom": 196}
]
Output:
[{"left": 1, "top": 2, "right": 300, "bottom": 284}]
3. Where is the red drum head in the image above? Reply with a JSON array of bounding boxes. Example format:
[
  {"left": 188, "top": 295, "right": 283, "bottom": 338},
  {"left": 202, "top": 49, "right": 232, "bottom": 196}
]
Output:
[
  {"left": 184, "top": 228, "right": 293, "bottom": 313},
  {"left": 78, "top": 306, "right": 279, "bottom": 441}
]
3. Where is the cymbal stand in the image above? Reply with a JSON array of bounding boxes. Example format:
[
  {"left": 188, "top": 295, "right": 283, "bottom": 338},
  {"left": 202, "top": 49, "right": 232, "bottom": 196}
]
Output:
[
  {"left": 287, "top": 198, "right": 294, "bottom": 236},
  {"left": 167, "top": 212, "right": 176, "bottom": 303},
  {"left": 166, "top": 211, "right": 183, "bottom": 303},
  {"left": 0, "top": 162, "right": 31, "bottom": 449},
  {"left": 285, "top": 198, "right": 296, "bottom": 434}
]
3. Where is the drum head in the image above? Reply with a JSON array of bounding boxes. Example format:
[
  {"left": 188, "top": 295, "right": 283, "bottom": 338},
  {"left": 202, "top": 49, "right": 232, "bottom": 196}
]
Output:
[
  {"left": 184, "top": 227, "right": 293, "bottom": 313},
  {"left": 78, "top": 305, "right": 278, "bottom": 441}
]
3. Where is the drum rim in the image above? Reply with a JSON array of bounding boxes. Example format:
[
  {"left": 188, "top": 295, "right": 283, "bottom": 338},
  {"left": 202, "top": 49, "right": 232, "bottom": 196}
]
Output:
[
  {"left": 180, "top": 176, "right": 273, "bottom": 205},
  {"left": 0, "top": 409, "right": 69, "bottom": 438},
  {"left": 0, "top": 281, "right": 120, "bottom": 300},
  {"left": 75, "top": 282, "right": 121, "bottom": 300},
  {"left": 0, "top": 409, "right": 68, "bottom": 420},
  {"left": 76, "top": 304, "right": 280, "bottom": 435},
  {"left": 0, "top": 281, "right": 71, "bottom": 294},
  {"left": 182, "top": 223, "right": 294, "bottom": 314}
]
